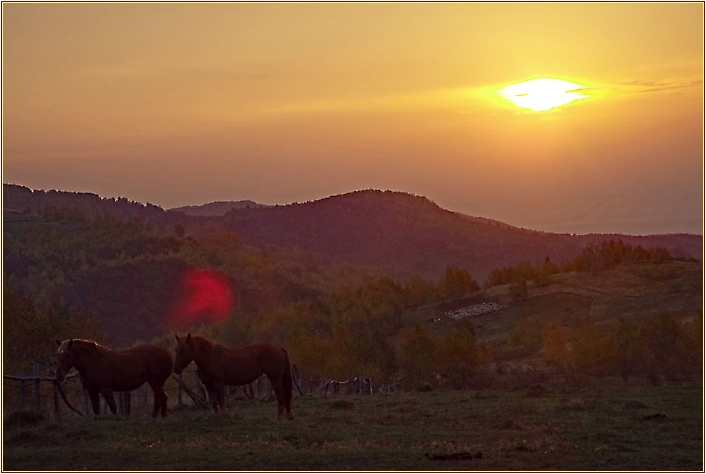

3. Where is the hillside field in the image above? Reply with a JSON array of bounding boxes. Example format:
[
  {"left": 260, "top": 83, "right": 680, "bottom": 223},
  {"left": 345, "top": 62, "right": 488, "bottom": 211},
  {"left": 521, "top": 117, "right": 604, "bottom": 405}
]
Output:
[
  {"left": 406, "top": 260, "right": 701, "bottom": 347},
  {"left": 3, "top": 379, "right": 702, "bottom": 471}
]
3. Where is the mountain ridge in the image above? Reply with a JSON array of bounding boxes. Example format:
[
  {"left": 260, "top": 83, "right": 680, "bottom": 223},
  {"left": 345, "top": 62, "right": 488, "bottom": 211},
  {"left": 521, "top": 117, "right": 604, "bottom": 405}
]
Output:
[
  {"left": 4, "top": 184, "right": 701, "bottom": 281},
  {"left": 214, "top": 189, "right": 701, "bottom": 280},
  {"left": 169, "top": 200, "right": 268, "bottom": 216}
]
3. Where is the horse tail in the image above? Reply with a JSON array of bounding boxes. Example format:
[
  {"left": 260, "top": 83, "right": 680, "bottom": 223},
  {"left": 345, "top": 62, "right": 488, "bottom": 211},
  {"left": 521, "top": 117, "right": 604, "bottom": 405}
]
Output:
[{"left": 281, "top": 348, "right": 293, "bottom": 403}]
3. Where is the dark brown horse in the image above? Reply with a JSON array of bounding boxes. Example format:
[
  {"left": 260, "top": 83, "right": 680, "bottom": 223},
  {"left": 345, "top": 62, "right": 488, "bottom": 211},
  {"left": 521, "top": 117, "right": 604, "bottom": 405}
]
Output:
[
  {"left": 173, "top": 334, "right": 293, "bottom": 419},
  {"left": 55, "top": 339, "right": 173, "bottom": 417}
]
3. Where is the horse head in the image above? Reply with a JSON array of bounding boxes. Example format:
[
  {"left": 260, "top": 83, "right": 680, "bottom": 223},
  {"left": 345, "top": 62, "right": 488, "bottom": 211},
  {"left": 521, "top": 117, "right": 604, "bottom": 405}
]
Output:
[
  {"left": 173, "top": 333, "right": 196, "bottom": 374},
  {"left": 54, "top": 339, "right": 76, "bottom": 382}
]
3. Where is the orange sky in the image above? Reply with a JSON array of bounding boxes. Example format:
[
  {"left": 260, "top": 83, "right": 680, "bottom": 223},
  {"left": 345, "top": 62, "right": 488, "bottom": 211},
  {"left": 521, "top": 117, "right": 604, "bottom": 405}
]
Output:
[{"left": 3, "top": 2, "right": 703, "bottom": 234}]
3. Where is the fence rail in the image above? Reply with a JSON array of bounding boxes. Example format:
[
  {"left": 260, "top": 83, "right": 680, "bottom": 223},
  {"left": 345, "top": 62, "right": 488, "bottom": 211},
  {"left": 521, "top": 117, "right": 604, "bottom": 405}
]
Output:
[{"left": 4, "top": 362, "right": 401, "bottom": 419}]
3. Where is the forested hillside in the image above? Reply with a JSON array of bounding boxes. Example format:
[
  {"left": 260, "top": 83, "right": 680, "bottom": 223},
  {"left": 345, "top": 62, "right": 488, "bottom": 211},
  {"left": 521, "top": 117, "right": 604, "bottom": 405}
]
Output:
[
  {"left": 4, "top": 184, "right": 175, "bottom": 231},
  {"left": 169, "top": 200, "right": 267, "bottom": 216},
  {"left": 3, "top": 212, "right": 385, "bottom": 352},
  {"left": 6, "top": 184, "right": 700, "bottom": 282},
  {"left": 3, "top": 184, "right": 701, "bottom": 384},
  {"left": 215, "top": 189, "right": 701, "bottom": 280}
]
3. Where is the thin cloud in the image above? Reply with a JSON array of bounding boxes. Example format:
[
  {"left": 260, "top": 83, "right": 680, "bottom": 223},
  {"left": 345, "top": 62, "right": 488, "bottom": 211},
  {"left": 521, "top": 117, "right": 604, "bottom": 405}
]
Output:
[{"left": 619, "top": 78, "right": 703, "bottom": 94}]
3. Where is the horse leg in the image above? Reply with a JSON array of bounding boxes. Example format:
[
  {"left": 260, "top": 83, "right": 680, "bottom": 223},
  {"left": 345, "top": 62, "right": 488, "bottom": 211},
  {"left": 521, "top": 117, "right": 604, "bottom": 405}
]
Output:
[
  {"left": 284, "top": 388, "right": 293, "bottom": 420},
  {"left": 274, "top": 383, "right": 293, "bottom": 419},
  {"left": 269, "top": 378, "right": 286, "bottom": 419},
  {"left": 211, "top": 381, "right": 225, "bottom": 414},
  {"left": 205, "top": 383, "right": 220, "bottom": 413},
  {"left": 100, "top": 387, "right": 118, "bottom": 415},
  {"left": 218, "top": 387, "right": 226, "bottom": 413},
  {"left": 160, "top": 387, "right": 168, "bottom": 418},
  {"left": 88, "top": 390, "right": 101, "bottom": 415},
  {"left": 148, "top": 381, "right": 168, "bottom": 418}
]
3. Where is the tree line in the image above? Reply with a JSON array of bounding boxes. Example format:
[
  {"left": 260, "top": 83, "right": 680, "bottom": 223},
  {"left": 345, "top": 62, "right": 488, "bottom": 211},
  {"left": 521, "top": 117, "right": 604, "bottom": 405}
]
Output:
[
  {"left": 484, "top": 239, "right": 677, "bottom": 289},
  {"left": 541, "top": 311, "right": 701, "bottom": 383},
  {"left": 154, "top": 268, "right": 481, "bottom": 385}
]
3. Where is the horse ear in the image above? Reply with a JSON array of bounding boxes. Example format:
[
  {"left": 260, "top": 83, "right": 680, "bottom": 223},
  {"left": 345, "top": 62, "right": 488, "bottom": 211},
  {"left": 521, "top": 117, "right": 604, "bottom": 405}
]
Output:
[
  {"left": 186, "top": 333, "right": 192, "bottom": 346},
  {"left": 68, "top": 339, "right": 74, "bottom": 349},
  {"left": 55, "top": 340, "right": 62, "bottom": 347},
  {"left": 92, "top": 342, "right": 97, "bottom": 348}
]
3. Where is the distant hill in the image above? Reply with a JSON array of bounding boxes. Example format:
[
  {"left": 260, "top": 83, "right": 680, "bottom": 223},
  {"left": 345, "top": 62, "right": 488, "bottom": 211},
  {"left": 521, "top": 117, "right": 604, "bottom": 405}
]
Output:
[
  {"left": 3, "top": 184, "right": 702, "bottom": 353},
  {"left": 217, "top": 189, "right": 702, "bottom": 281},
  {"left": 4, "top": 184, "right": 701, "bottom": 282},
  {"left": 169, "top": 200, "right": 268, "bottom": 217},
  {"left": 3, "top": 184, "right": 174, "bottom": 230}
]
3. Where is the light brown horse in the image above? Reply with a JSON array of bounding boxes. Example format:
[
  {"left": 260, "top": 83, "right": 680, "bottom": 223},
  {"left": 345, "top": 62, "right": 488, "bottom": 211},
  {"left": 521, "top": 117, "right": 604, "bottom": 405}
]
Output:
[
  {"left": 55, "top": 339, "right": 173, "bottom": 417},
  {"left": 173, "top": 334, "right": 293, "bottom": 419}
]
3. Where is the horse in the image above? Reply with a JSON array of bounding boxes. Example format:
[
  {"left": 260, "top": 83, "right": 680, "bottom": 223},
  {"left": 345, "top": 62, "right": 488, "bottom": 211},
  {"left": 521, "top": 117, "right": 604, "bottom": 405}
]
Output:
[
  {"left": 55, "top": 339, "right": 173, "bottom": 417},
  {"left": 173, "top": 333, "right": 294, "bottom": 419}
]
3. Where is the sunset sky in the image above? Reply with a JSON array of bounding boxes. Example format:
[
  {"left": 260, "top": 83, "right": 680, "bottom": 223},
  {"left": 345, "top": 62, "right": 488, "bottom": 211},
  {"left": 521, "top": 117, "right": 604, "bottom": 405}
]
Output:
[{"left": 3, "top": 2, "right": 703, "bottom": 235}]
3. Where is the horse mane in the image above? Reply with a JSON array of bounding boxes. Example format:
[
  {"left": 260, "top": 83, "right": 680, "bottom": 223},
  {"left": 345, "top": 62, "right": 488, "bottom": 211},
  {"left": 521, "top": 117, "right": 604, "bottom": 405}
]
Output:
[
  {"left": 66, "top": 339, "right": 111, "bottom": 355},
  {"left": 190, "top": 335, "right": 214, "bottom": 352},
  {"left": 191, "top": 335, "right": 215, "bottom": 359}
]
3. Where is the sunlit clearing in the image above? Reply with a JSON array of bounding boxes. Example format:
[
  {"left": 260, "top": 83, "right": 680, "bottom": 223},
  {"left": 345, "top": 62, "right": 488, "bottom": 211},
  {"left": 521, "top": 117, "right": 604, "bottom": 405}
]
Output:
[
  {"left": 171, "top": 269, "right": 234, "bottom": 327},
  {"left": 499, "top": 78, "right": 588, "bottom": 111}
]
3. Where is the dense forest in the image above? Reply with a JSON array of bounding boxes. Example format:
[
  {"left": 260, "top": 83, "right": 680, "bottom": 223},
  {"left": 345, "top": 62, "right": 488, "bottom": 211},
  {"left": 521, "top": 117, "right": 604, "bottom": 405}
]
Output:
[
  {"left": 4, "top": 212, "right": 385, "bottom": 349},
  {"left": 3, "top": 184, "right": 702, "bottom": 387}
]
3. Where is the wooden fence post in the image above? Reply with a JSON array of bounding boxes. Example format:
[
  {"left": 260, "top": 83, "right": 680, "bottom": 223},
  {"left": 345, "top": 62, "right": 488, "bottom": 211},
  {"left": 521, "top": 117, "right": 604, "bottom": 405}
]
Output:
[
  {"left": 33, "top": 364, "right": 40, "bottom": 412},
  {"left": 18, "top": 370, "right": 26, "bottom": 411}
]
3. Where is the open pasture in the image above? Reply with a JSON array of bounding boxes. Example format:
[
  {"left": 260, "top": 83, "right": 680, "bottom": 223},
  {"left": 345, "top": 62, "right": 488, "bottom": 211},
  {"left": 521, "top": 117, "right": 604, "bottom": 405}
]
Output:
[{"left": 4, "top": 378, "right": 702, "bottom": 471}]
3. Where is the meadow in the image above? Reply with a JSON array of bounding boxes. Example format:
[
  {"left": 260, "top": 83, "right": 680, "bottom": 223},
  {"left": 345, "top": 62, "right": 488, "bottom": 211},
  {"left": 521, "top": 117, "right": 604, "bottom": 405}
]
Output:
[{"left": 3, "top": 377, "right": 702, "bottom": 471}]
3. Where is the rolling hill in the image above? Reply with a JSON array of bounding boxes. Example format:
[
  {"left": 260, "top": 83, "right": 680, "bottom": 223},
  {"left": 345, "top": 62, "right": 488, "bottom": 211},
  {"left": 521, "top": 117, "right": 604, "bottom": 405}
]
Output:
[
  {"left": 211, "top": 189, "right": 701, "bottom": 281},
  {"left": 4, "top": 184, "right": 701, "bottom": 283},
  {"left": 405, "top": 259, "right": 702, "bottom": 352},
  {"left": 3, "top": 184, "right": 701, "bottom": 378},
  {"left": 169, "top": 200, "right": 268, "bottom": 216}
]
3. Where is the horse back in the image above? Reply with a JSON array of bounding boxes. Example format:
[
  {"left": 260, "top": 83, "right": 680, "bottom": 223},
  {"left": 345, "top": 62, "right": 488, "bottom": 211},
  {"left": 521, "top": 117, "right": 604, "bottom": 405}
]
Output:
[
  {"left": 217, "top": 342, "right": 288, "bottom": 386},
  {"left": 105, "top": 344, "right": 173, "bottom": 391},
  {"left": 129, "top": 344, "right": 173, "bottom": 373}
]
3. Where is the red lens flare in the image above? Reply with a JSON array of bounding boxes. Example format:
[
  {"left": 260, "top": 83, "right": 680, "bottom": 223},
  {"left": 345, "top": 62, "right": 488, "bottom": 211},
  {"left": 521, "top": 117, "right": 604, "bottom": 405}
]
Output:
[{"left": 171, "top": 269, "right": 234, "bottom": 327}]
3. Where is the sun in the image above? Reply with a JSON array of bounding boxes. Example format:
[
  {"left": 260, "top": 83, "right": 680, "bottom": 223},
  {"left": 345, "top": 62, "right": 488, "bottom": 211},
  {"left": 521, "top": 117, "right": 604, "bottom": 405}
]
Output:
[{"left": 499, "top": 78, "right": 588, "bottom": 112}]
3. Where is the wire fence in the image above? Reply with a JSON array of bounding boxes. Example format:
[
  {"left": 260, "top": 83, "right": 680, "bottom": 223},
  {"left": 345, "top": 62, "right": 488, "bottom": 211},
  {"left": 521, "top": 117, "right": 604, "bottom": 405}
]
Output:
[
  {"left": 3, "top": 363, "right": 403, "bottom": 419},
  {"left": 3, "top": 363, "right": 230, "bottom": 418}
]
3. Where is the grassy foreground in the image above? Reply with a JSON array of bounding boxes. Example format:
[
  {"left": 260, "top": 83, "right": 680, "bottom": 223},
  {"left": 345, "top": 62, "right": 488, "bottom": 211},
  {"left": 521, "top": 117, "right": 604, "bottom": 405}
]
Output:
[{"left": 3, "top": 378, "right": 702, "bottom": 471}]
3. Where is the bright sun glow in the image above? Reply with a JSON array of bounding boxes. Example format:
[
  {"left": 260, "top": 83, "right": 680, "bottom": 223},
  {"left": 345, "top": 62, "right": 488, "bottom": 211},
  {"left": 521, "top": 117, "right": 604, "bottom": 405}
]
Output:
[{"left": 499, "top": 78, "right": 588, "bottom": 111}]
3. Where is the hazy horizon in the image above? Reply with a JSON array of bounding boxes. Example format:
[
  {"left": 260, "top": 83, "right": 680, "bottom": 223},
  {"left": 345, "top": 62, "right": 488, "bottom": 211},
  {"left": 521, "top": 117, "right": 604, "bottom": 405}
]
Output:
[
  {"left": 4, "top": 181, "right": 701, "bottom": 237},
  {"left": 3, "top": 3, "right": 703, "bottom": 236}
]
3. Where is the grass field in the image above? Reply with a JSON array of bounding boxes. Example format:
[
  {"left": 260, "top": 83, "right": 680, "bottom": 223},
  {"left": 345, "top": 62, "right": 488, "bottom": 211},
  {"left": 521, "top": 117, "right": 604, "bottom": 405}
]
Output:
[{"left": 4, "top": 378, "right": 702, "bottom": 471}]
